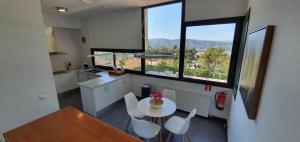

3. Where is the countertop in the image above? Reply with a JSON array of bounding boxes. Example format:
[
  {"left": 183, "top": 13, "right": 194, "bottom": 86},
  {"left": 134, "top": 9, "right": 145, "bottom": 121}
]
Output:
[
  {"left": 53, "top": 69, "right": 78, "bottom": 75},
  {"left": 77, "top": 71, "right": 129, "bottom": 89}
]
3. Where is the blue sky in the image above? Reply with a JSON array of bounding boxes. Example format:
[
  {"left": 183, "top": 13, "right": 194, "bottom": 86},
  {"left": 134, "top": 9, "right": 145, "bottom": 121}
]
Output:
[
  {"left": 147, "top": 3, "right": 182, "bottom": 39},
  {"left": 147, "top": 3, "right": 236, "bottom": 41}
]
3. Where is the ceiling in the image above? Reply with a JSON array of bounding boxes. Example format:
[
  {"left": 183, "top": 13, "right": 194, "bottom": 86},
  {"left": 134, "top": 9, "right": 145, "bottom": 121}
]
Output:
[{"left": 41, "top": 0, "right": 174, "bottom": 18}]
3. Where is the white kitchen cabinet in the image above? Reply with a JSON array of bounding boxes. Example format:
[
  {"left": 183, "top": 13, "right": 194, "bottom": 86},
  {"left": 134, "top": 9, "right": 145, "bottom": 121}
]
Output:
[
  {"left": 120, "top": 77, "right": 130, "bottom": 99},
  {"left": 54, "top": 71, "right": 78, "bottom": 94},
  {"left": 80, "top": 75, "right": 130, "bottom": 117},
  {"left": 54, "top": 71, "right": 100, "bottom": 94}
]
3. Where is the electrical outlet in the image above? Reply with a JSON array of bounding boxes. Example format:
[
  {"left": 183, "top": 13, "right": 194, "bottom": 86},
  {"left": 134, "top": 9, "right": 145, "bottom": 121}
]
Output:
[{"left": 38, "top": 95, "right": 48, "bottom": 100}]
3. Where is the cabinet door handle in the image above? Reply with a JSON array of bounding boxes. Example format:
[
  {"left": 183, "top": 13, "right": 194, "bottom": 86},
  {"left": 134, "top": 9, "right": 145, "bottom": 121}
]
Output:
[{"left": 105, "top": 87, "right": 110, "bottom": 92}]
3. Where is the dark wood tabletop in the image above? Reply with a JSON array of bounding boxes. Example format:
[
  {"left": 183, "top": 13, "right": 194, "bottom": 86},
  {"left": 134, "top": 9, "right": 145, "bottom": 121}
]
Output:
[{"left": 4, "top": 107, "right": 142, "bottom": 142}]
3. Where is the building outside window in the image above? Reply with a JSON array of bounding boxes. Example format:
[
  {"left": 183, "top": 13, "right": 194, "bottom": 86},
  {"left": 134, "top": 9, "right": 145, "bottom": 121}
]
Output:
[{"left": 116, "top": 53, "right": 141, "bottom": 71}]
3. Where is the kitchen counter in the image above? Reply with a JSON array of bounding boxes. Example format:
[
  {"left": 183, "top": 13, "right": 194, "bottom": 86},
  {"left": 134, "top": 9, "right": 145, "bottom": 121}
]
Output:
[
  {"left": 77, "top": 71, "right": 129, "bottom": 89},
  {"left": 78, "top": 70, "right": 130, "bottom": 116}
]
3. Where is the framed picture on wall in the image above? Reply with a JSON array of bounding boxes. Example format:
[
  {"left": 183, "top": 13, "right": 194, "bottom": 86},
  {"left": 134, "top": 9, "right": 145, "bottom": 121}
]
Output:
[
  {"left": 239, "top": 25, "right": 275, "bottom": 120},
  {"left": 233, "top": 8, "right": 251, "bottom": 99}
]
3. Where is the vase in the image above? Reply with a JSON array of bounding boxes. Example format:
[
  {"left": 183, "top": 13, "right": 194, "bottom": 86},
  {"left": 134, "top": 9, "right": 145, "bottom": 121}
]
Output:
[{"left": 149, "top": 99, "right": 164, "bottom": 109}]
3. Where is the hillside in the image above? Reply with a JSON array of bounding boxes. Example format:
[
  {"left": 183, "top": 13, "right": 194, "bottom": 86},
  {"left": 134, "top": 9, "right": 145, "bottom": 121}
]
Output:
[{"left": 148, "top": 38, "right": 232, "bottom": 50}]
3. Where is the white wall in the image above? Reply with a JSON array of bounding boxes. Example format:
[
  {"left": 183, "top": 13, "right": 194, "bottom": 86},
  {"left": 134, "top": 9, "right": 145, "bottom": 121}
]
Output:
[
  {"left": 185, "top": 0, "right": 248, "bottom": 21},
  {"left": 130, "top": 74, "right": 233, "bottom": 119},
  {"left": 80, "top": 18, "right": 93, "bottom": 66},
  {"left": 83, "top": 0, "right": 247, "bottom": 50},
  {"left": 50, "top": 28, "right": 85, "bottom": 71},
  {"left": 228, "top": 0, "right": 300, "bottom": 142},
  {"left": 86, "top": 8, "right": 142, "bottom": 50},
  {"left": 79, "top": 0, "right": 248, "bottom": 53},
  {"left": 0, "top": 0, "right": 59, "bottom": 140},
  {"left": 43, "top": 14, "right": 82, "bottom": 29}
]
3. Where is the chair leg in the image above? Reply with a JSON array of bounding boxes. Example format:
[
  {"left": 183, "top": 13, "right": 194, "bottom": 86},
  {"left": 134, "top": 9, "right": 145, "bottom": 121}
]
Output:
[
  {"left": 125, "top": 117, "right": 131, "bottom": 131},
  {"left": 187, "top": 132, "right": 192, "bottom": 142},
  {"left": 158, "top": 118, "right": 162, "bottom": 142},
  {"left": 160, "top": 133, "right": 162, "bottom": 142},
  {"left": 180, "top": 135, "right": 185, "bottom": 142},
  {"left": 166, "top": 132, "right": 173, "bottom": 142}
]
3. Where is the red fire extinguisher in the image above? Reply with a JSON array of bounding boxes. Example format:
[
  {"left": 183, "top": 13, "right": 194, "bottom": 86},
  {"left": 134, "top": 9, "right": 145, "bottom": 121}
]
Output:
[{"left": 215, "top": 91, "right": 227, "bottom": 110}]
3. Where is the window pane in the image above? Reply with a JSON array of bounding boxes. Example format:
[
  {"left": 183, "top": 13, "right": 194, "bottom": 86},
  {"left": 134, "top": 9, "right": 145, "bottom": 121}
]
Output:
[
  {"left": 94, "top": 51, "right": 114, "bottom": 67},
  {"left": 116, "top": 53, "right": 141, "bottom": 71},
  {"left": 183, "top": 23, "right": 236, "bottom": 83},
  {"left": 145, "top": 3, "right": 182, "bottom": 77}
]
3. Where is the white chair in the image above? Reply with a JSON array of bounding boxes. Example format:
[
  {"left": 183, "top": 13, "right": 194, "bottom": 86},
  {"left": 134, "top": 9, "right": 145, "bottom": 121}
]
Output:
[
  {"left": 131, "top": 116, "right": 161, "bottom": 142},
  {"left": 164, "top": 109, "right": 197, "bottom": 142},
  {"left": 124, "top": 92, "right": 145, "bottom": 131},
  {"left": 162, "top": 89, "right": 176, "bottom": 103}
]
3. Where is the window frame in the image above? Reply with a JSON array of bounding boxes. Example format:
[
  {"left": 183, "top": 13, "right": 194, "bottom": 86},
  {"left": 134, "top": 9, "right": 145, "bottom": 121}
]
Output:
[
  {"left": 91, "top": 0, "right": 245, "bottom": 88},
  {"left": 90, "top": 48, "right": 143, "bottom": 74},
  {"left": 181, "top": 17, "right": 244, "bottom": 88},
  {"left": 142, "top": 0, "right": 184, "bottom": 79}
]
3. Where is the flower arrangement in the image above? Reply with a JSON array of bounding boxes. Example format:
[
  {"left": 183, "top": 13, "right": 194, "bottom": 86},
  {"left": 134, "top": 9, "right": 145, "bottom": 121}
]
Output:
[{"left": 149, "top": 92, "right": 164, "bottom": 108}]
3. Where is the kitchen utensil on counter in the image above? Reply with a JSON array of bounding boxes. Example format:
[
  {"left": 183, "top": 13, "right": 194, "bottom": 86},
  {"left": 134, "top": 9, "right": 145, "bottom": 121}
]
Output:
[
  {"left": 66, "top": 62, "right": 72, "bottom": 71},
  {"left": 81, "top": 63, "right": 90, "bottom": 70}
]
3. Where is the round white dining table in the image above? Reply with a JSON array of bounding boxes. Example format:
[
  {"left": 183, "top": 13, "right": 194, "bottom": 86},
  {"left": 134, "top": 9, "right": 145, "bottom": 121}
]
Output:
[
  {"left": 137, "top": 97, "right": 177, "bottom": 118},
  {"left": 137, "top": 97, "right": 176, "bottom": 142}
]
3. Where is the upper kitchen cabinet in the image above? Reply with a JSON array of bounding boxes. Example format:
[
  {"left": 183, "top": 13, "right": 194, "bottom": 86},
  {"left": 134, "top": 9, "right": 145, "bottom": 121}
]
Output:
[
  {"left": 44, "top": 26, "right": 66, "bottom": 55},
  {"left": 49, "top": 27, "right": 84, "bottom": 71}
]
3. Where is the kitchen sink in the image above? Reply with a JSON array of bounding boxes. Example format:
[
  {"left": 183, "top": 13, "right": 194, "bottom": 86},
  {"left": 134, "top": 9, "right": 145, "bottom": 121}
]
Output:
[
  {"left": 53, "top": 70, "right": 67, "bottom": 75},
  {"left": 85, "top": 69, "right": 103, "bottom": 74}
]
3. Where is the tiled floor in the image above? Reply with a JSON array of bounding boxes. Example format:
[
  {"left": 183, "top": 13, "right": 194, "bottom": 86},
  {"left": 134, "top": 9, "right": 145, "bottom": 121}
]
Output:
[{"left": 58, "top": 89, "right": 227, "bottom": 142}]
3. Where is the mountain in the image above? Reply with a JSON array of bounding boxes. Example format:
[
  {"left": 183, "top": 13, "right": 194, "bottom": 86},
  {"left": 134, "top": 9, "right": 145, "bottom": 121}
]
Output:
[{"left": 148, "top": 38, "right": 232, "bottom": 51}]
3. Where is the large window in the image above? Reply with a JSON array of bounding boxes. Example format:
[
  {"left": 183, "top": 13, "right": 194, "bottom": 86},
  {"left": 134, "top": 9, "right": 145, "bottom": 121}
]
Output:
[
  {"left": 91, "top": 2, "right": 243, "bottom": 88},
  {"left": 144, "top": 2, "right": 182, "bottom": 77},
  {"left": 183, "top": 23, "right": 237, "bottom": 83},
  {"left": 94, "top": 51, "right": 114, "bottom": 67},
  {"left": 92, "top": 50, "right": 142, "bottom": 71}
]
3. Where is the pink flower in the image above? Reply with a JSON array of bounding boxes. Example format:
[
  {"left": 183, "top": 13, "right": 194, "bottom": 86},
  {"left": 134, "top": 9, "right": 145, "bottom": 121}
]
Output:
[{"left": 150, "top": 92, "right": 163, "bottom": 100}]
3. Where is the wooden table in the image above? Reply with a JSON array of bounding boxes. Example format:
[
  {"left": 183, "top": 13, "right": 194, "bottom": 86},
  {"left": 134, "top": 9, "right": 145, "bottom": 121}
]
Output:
[{"left": 4, "top": 107, "right": 142, "bottom": 142}]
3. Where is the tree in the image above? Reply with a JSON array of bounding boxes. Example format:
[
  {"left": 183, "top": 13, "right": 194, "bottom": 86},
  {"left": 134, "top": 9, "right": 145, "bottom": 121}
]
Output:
[
  {"left": 202, "top": 48, "right": 227, "bottom": 73},
  {"left": 184, "top": 48, "right": 198, "bottom": 68}
]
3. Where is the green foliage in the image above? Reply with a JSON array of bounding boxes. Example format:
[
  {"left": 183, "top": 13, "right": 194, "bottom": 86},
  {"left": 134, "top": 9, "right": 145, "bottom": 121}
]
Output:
[
  {"left": 146, "top": 65, "right": 178, "bottom": 73},
  {"left": 145, "top": 45, "right": 230, "bottom": 81},
  {"left": 184, "top": 48, "right": 198, "bottom": 68},
  {"left": 202, "top": 48, "right": 228, "bottom": 72}
]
